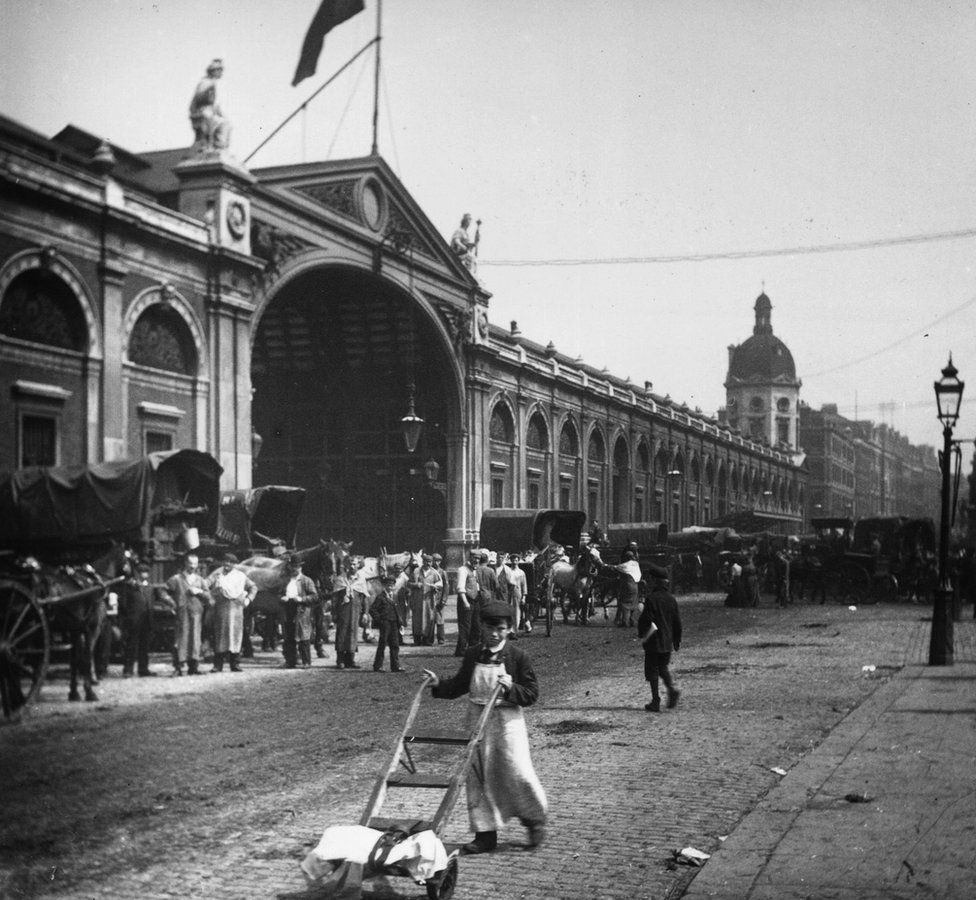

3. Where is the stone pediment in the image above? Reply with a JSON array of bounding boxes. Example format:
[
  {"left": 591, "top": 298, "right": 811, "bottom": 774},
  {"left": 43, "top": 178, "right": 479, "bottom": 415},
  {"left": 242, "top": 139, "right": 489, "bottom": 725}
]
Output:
[{"left": 253, "top": 156, "right": 473, "bottom": 282}]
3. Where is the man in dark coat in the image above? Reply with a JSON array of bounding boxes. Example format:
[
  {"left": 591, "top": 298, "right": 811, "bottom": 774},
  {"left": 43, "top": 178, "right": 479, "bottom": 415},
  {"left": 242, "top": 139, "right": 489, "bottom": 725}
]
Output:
[
  {"left": 472, "top": 551, "right": 498, "bottom": 647},
  {"left": 369, "top": 574, "right": 406, "bottom": 672},
  {"left": 280, "top": 555, "right": 318, "bottom": 668},
  {"left": 121, "top": 561, "right": 157, "bottom": 677},
  {"left": 638, "top": 564, "right": 682, "bottom": 712}
]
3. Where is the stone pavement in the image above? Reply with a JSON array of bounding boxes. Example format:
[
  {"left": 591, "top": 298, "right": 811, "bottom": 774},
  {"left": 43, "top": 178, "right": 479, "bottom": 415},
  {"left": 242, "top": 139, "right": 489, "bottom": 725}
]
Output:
[
  {"left": 681, "top": 622, "right": 976, "bottom": 900},
  {"left": 3, "top": 597, "right": 974, "bottom": 900}
]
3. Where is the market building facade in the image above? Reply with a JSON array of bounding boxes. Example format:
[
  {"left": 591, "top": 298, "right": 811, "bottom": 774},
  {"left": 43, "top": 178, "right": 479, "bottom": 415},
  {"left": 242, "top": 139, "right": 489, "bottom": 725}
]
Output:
[{"left": 0, "top": 112, "right": 803, "bottom": 567}]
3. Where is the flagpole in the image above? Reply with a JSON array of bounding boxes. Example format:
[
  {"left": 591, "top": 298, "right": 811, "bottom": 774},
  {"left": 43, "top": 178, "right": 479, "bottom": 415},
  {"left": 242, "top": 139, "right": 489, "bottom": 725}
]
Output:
[
  {"left": 244, "top": 38, "right": 377, "bottom": 166},
  {"left": 371, "top": 0, "right": 382, "bottom": 155}
]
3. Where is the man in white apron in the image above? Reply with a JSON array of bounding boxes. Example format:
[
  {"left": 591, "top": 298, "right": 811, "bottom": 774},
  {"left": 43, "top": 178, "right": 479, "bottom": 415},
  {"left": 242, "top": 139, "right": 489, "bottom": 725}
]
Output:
[
  {"left": 207, "top": 553, "right": 257, "bottom": 672},
  {"left": 423, "top": 599, "right": 548, "bottom": 854}
]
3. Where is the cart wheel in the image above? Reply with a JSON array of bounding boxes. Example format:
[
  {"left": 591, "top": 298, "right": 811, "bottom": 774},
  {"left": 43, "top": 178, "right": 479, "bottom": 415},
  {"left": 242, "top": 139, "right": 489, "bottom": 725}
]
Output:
[
  {"left": 837, "top": 566, "right": 870, "bottom": 604},
  {"left": 426, "top": 857, "right": 458, "bottom": 900},
  {"left": 872, "top": 574, "right": 898, "bottom": 604},
  {"left": 0, "top": 580, "right": 50, "bottom": 721}
]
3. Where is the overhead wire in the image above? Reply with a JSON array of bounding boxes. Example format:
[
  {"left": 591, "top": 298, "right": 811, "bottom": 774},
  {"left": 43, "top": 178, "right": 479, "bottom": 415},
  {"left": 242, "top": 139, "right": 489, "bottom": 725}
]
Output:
[
  {"left": 478, "top": 226, "right": 976, "bottom": 267},
  {"left": 804, "top": 291, "right": 976, "bottom": 379}
]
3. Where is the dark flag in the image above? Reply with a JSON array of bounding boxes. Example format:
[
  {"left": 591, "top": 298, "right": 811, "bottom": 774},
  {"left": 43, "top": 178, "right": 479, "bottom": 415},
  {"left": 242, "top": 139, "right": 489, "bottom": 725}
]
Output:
[{"left": 292, "top": 0, "right": 366, "bottom": 86}]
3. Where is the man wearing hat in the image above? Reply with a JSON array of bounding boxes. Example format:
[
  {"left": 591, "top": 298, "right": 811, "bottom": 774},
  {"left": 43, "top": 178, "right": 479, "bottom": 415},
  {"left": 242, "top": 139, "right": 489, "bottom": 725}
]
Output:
[
  {"left": 280, "top": 554, "right": 319, "bottom": 668},
  {"left": 431, "top": 553, "right": 449, "bottom": 645},
  {"left": 369, "top": 573, "right": 407, "bottom": 672},
  {"left": 121, "top": 560, "right": 157, "bottom": 677},
  {"left": 453, "top": 551, "right": 479, "bottom": 656},
  {"left": 412, "top": 554, "right": 441, "bottom": 646},
  {"left": 162, "top": 553, "right": 211, "bottom": 676},
  {"left": 638, "top": 563, "right": 683, "bottom": 712},
  {"left": 207, "top": 553, "right": 257, "bottom": 672},
  {"left": 472, "top": 551, "right": 499, "bottom": 647},
  {"left": 423, "top": 598, "right": 548, "bottom": 855}
]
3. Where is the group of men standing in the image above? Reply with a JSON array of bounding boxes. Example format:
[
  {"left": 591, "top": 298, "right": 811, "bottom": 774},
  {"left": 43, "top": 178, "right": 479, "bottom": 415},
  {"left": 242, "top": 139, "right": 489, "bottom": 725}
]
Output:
[
  {"left": 117, "top": 551, "right": 258, "bottom": 678},
  {"left": 453, "top": 550, "right": 529, "bottom": 657}
]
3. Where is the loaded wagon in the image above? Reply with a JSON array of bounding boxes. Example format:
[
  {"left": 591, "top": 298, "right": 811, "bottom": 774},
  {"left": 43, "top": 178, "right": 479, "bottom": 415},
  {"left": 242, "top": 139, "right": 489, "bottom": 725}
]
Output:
[
  {"left": 478, "top": 509, "right": 587, "bottom": 635},
  {"left": 0, "top": 449, "right": 222, "bottom": 720}
]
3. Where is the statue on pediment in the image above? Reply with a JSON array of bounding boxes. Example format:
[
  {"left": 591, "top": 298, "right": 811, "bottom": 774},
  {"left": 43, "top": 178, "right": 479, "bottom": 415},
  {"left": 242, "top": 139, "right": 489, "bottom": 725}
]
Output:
[
  {"left": 190, "top": 59, "right": 232, "bottom": 153},
  {"left": 450, "top": 213, "right": 480, "bottom": 273}
]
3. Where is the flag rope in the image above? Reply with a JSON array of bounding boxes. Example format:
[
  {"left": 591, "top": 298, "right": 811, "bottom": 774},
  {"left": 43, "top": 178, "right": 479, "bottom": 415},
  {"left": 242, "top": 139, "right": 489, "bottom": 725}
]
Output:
[{"left": 244, "top": 38, "right": 378, "bottom": 165}]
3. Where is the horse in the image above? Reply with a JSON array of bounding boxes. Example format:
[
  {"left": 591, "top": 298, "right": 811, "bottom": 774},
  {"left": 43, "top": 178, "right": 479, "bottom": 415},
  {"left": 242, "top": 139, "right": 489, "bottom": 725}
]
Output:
[
  {"left": 378, "top": 547, "right": 424, "bottom": 574},
  {"left": 29, "top": 542, "right": 130, "bottom": 703},
  {"left": 237, "top": 539, "right": 341, "bottom": 655},
  {"left": 541, "top": 544, "right": 600, "bottom": 625}
]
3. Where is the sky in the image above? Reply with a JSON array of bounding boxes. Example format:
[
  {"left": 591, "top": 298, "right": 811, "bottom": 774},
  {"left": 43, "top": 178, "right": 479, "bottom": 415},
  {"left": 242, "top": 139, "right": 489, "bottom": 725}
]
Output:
[{"left": 3, "top": 0, "right": 976, "bottom": 450}]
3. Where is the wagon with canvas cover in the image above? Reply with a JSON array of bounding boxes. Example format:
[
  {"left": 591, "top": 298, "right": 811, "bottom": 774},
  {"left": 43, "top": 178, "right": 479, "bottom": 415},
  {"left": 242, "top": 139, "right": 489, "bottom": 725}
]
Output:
[
  {"left": 478, "top": 509, "right": 587, "bottom": 635},
  {"left": 0, "top": 449, "right": 222, "bottom": 720}
]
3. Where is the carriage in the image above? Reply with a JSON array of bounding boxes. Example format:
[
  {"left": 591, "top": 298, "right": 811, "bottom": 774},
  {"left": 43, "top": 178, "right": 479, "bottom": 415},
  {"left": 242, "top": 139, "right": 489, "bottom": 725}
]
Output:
[
  {"left": 0, "top": 449, "right": 222, "bottom": 721},
  {"left": 791, "top": 516, "right": 937, "bottom": 604},
  {"left": 477, "top": 509, "right": 587, "bottom": 635}
]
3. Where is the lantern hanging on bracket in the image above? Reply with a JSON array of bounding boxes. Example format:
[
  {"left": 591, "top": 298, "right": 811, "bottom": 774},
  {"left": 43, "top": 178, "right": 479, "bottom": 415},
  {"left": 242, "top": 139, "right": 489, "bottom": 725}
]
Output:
[{"left": 400, "top": 381, "right": 424, "bottom": 453}]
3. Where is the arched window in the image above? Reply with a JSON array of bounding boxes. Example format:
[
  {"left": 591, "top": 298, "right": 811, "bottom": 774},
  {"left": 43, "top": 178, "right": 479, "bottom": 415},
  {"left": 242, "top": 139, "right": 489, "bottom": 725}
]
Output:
[
  {"left": 559, "top": 421, "right": 579, "bottom": 456},
  {"left": 655, "top": 447, "right": 670, "bottom": 476},
  {"left": 489, "top": 403, "right": 514, "bottom": 443},
  {"left": 526, "top": 412, "right": 548, "bottom": 451},
  {"left": 637, "top": 442, "right": 650, "bottom": 472},
  {"left": 613, "top": 437, "right": 629, "bottom": 469},
  {"left": 750, "top": 396, "right": 764, "bottom": 411},
  {"left": 129, "top": 304, "right": 197, "bottom": 375},
  {"left": 691, "top": 457, "right": 701, "bottom": 483},
  {"left": 704, "top": 459, "right": 714, "bottom": 487},
  {"left": 588, "top": 429, "right": 605, "bottom": 463},
  {"left": 672, "top": 449, "right": 685, "bottom": 477},
  {"left": 0, "top": 269, "right": 87, "bottom": 351}
]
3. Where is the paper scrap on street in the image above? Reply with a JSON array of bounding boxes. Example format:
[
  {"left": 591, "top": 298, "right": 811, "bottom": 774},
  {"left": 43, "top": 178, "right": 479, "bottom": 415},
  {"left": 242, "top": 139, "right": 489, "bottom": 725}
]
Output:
[
  {"left": 771, "top": 767, "right": 788, "bottom": 776},
  {"left": 675, "top": 847, "right": 711, "bottom": 866}
]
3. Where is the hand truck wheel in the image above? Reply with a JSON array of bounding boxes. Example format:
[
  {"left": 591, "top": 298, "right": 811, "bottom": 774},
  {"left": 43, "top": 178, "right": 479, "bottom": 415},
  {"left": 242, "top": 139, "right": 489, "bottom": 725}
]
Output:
[{"left": 426, "top": 857, "right": 458, "bottom": 899}]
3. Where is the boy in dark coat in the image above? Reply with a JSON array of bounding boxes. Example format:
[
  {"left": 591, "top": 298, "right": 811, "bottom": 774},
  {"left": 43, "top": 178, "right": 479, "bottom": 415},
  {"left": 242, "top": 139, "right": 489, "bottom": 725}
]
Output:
[
  {"left": 369, "top": 574, "right": 406, "bottom": 672},
  {"left": 638, "top": 564, "right": 682, "bottom": 712},
  {"left": 423, "top": 599, "right": 547, "bottom": 854}
]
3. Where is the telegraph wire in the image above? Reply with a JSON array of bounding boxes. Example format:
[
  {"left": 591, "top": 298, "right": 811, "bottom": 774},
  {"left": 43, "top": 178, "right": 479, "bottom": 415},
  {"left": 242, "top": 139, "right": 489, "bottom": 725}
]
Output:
[
  {"left": 479, "top": 226, "right": 976, "bottom": 267},
  {"left": 804, "top": 291, "right": 976, "bottom": 378}
]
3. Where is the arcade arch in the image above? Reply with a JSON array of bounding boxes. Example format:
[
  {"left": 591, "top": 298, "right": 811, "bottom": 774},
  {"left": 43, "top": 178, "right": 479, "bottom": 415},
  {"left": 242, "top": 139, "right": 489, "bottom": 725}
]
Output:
[{"left": 251, "top": 264, "right": 461, "bottom": 551}]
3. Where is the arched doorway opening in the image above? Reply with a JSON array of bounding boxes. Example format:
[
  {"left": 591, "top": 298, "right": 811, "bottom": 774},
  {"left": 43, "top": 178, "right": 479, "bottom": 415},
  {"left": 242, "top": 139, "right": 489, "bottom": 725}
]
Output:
[{"left": 251, "top": 265, "right": 457, "bottom": 553}]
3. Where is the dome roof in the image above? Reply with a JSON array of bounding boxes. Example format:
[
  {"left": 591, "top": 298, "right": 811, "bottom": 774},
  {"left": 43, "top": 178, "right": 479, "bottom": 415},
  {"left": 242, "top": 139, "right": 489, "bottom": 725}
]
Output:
[
  {"left": 726, "top": 292, "right": 798, "bottom": 383},
  {"left": 728, "top": 333, "right": 797, "bottom": 381}
]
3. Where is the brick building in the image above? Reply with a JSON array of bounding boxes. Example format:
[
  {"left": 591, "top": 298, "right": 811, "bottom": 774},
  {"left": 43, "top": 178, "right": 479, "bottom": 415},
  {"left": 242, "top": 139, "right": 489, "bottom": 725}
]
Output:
[
  {"left": 799, "top": 402, "right": 938, "bottom": 527},
  {"left": 0, "top": 109, "right": 802, "bottom": 567}
]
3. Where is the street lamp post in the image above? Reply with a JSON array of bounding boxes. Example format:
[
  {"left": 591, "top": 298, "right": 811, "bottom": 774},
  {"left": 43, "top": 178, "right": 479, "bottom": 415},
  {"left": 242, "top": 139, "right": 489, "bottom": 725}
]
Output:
[{"left": 929, "top": 356, "right": 964, "bottom": 666}]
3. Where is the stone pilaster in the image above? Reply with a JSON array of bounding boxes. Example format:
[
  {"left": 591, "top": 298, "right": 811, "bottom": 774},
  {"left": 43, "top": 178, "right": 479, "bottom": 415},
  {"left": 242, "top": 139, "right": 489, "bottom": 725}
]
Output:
[{"left": 99, "top": 259, "right": 127, "bottom": 460}]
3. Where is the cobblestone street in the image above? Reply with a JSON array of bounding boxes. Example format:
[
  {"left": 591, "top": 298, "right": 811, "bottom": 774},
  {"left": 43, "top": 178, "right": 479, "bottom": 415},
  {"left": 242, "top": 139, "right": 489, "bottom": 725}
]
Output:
[{"left": 1, "top": 594, "right": 939, "bottom": 900}]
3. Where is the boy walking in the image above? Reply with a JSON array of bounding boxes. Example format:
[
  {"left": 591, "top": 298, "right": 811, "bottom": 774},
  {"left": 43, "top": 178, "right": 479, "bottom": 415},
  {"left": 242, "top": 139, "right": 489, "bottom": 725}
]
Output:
[{"left": 638, "top": 564, "right": 682, "bottom": 712}]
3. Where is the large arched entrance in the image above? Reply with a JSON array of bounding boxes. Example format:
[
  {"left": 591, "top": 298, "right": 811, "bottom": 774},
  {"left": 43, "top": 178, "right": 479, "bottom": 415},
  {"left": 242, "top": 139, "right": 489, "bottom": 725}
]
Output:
[{"left": 251, "top": 265, "right": 458, "bottom": 553}]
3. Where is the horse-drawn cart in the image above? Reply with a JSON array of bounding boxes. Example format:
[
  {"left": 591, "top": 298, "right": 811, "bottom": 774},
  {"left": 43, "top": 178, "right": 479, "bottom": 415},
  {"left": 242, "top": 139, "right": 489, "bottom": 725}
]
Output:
[
  {"left": 478, "top": 509, "right": 587, "bottom": 635},
  {"left": 0, "top": 449, "right": 222, "bottom": 721}
]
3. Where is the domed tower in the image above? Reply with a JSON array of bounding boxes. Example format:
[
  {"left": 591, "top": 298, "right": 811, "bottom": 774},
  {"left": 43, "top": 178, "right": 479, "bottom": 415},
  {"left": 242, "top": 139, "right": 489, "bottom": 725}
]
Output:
[{"left": 724, "top": 291, "right": 801, "bottom": 449}]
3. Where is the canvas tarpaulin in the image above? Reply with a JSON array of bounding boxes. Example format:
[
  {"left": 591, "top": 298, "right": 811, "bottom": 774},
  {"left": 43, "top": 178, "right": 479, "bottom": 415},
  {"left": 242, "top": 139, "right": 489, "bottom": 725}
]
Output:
[{"left": 0, "top": 449, "right": 222, "bottom": 547}]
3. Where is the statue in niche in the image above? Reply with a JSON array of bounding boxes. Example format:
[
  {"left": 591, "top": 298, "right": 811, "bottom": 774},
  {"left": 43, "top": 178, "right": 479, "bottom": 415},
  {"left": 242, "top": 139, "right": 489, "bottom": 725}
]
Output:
[{"left": 189, "top": 59, "right": 232, "bottom": 153}]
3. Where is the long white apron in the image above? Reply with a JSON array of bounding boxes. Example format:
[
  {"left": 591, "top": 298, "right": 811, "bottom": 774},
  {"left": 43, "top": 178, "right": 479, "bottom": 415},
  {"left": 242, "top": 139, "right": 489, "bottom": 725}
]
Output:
[{"left": 465, "top": 662, "right": 548, "bottom": 832}]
